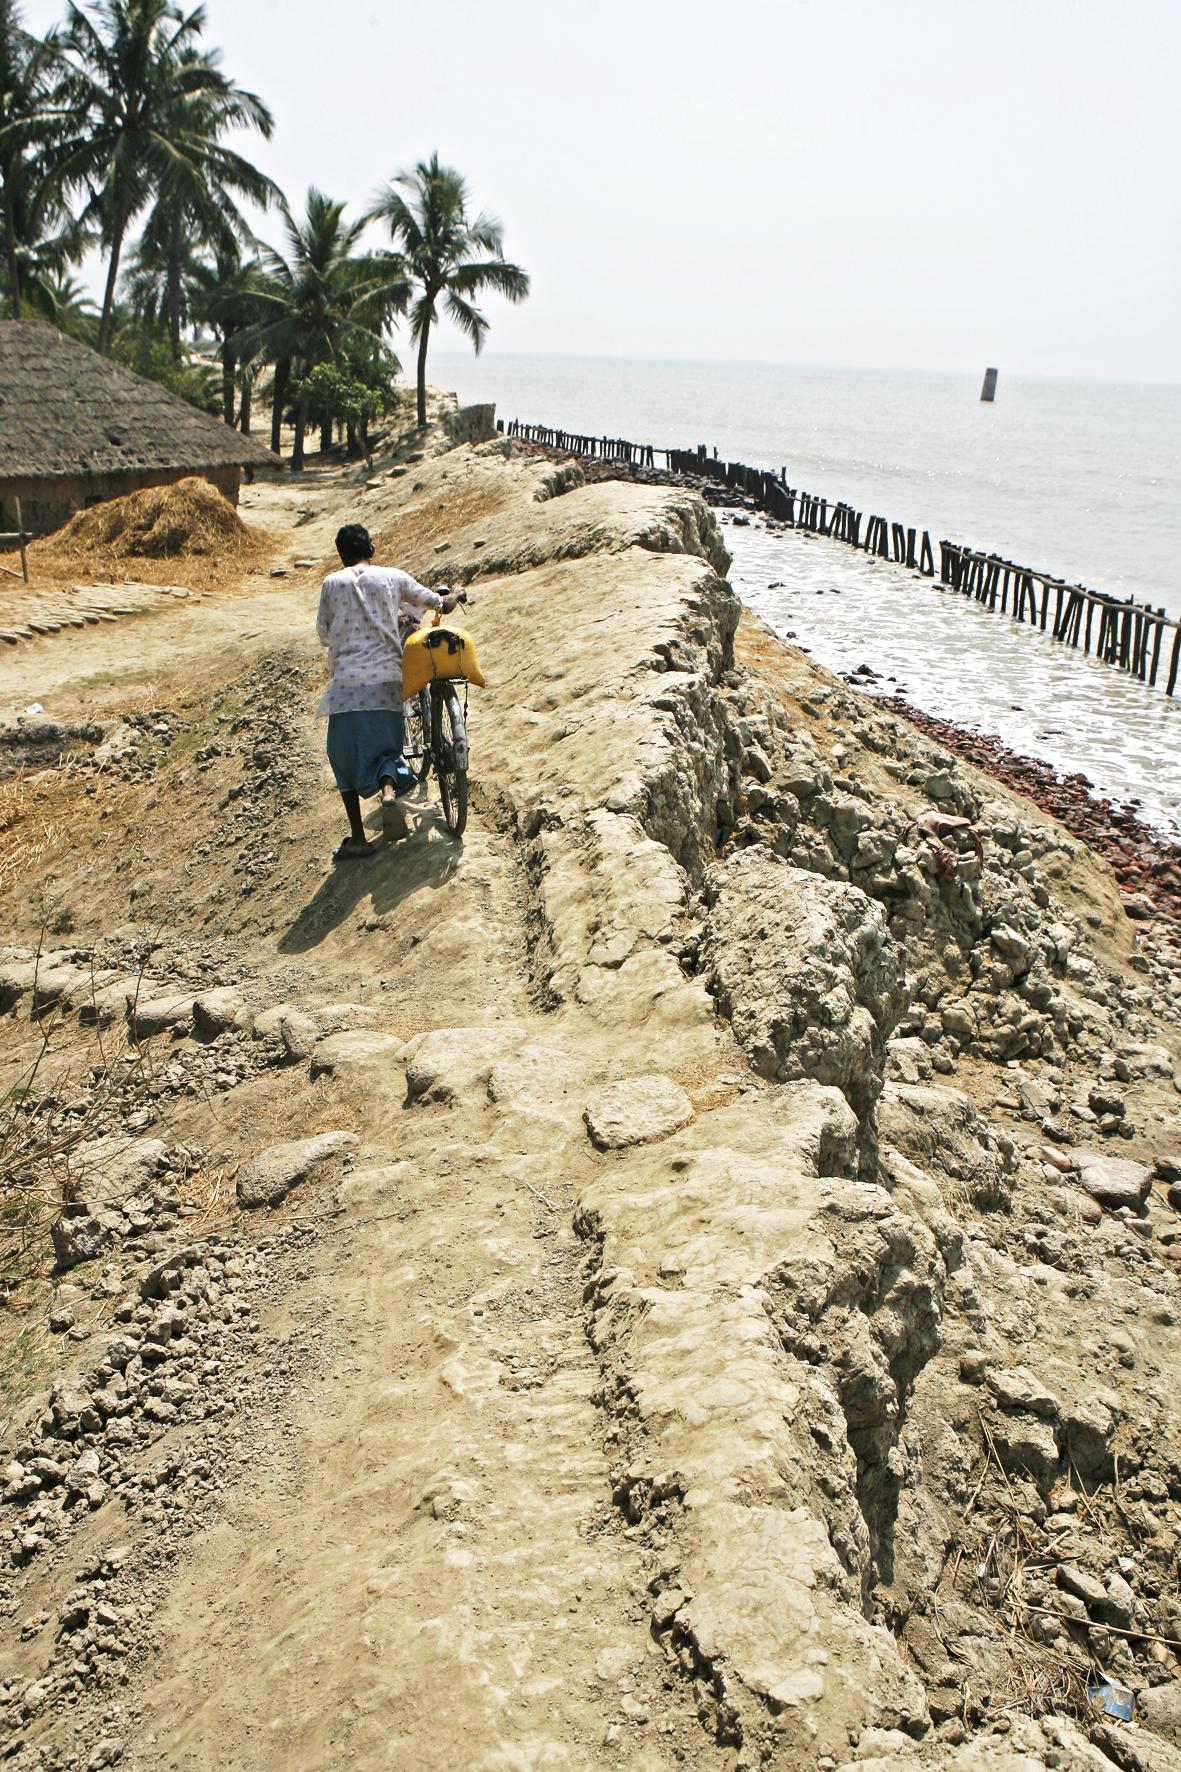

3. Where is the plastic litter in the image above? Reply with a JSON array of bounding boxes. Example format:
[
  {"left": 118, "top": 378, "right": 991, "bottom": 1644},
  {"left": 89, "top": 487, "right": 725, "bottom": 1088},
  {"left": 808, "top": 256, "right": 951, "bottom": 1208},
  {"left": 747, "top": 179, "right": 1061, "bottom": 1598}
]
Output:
[{"left": 1087, "top": 1681, "right": 1134, "bottom": 1722}]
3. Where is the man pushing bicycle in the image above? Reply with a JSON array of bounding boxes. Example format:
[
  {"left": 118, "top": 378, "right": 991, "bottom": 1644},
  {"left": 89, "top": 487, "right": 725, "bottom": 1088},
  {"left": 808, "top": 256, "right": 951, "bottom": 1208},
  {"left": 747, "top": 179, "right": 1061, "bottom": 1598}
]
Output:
[{"left": 316, "top": 522, "right": 466, "bottom": 859}]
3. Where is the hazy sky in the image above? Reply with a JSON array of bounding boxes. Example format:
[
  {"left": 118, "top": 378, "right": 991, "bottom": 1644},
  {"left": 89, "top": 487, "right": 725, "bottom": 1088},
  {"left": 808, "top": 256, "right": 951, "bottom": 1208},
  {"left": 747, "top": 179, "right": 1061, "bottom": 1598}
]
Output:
[{"left": 20, "top": 0, "right": 1181, "bottom": 382}]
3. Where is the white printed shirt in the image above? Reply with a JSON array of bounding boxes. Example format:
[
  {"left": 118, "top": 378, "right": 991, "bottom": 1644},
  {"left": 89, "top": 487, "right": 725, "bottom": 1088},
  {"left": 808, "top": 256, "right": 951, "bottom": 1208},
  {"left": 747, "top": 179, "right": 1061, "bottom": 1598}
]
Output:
[{"left": 315, "top": 563, "right": 443, "bottom": 717}]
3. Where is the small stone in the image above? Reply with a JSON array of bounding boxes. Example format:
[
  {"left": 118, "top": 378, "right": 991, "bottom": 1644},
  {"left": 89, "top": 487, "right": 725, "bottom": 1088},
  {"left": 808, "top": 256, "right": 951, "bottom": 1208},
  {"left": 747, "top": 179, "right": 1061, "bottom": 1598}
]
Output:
[
  {"left": 132, "top": 993, "right": 193, "bottom": 1039},
  {"left": 1057, "top": 1564, "right": 1107, "bottom": 1610},
  {"left": 308, "top": 1030, "right": 403, "bottom": 1078},
  {"left": 52, "top": 1208, "right": 117, "bottom": 1271},
  {"left": 236, "top": 1131, "right": 358, "bottom": 1209},
  {"left": 49, "top": 1305, "right": 76, "bottom": 1332},
  {"left": 1071, "top": 1148, "right": 1151, "bottom": 1210},
  {"left": 65, "top": 1450, "right": 101, "bottom": 1494},
  {"left": 986, "top": 1365, "right": 1059, "bottom": 1419},
  {"left": 192, "top": 987, "right": 250, "bottom": 1038},
  {"left": 1103, "top": 1571, "right": 1137, "bottom": 1627},
  {"left": 991, "top": 925, "right": 1032, "bottom": 965},
  {"left": 584, "top": 1077, "right": 694, "bottom": 1150},
  {"left": 651, "top": 1588, "right": 687, "bottom": 1627},
  {"left": 1138, "top": 1680, "right": 1181, "bottom": 1749},
  {"left": 988, "top": 1412, "right": 1059, "bottom": 1483}
]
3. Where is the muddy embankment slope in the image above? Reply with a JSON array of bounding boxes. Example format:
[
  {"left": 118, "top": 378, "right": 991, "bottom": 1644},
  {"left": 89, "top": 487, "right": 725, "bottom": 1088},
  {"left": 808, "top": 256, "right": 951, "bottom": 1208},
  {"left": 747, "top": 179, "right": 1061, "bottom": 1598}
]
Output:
[{"left": 1, "top": 428, "right": 1180, "bottom": 1771}]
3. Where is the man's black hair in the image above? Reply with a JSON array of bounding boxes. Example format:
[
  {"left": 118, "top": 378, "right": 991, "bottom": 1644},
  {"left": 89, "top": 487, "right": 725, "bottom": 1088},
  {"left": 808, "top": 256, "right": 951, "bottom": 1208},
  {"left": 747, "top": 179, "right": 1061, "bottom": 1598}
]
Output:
[{"left": 336, "top": 522, "right": 375, "bottom": 564}]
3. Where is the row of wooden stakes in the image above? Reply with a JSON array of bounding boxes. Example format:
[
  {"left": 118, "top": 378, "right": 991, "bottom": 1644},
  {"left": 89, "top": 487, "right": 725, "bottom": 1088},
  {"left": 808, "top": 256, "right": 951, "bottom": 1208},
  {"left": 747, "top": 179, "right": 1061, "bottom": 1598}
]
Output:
[{"left": 500, "top": 421, "right": 1179, "bottom": 698}]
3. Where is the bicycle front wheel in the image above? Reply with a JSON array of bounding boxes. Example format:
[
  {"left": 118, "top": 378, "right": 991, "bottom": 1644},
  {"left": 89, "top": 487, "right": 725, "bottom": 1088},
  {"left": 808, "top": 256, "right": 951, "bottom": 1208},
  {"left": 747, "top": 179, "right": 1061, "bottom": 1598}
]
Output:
[{"left": 434, "top": 684, "right": 468, "bottom": 839}]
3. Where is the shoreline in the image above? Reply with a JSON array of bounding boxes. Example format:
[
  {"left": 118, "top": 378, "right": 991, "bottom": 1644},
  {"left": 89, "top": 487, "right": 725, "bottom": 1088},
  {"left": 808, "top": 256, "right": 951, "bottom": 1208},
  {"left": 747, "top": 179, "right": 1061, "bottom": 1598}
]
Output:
[
  {"left": 873, "top": 694, "right": 1181, "bottom": 934},
  {"left": 518, "top": 436, "right": 1181, "bottom": 892}
]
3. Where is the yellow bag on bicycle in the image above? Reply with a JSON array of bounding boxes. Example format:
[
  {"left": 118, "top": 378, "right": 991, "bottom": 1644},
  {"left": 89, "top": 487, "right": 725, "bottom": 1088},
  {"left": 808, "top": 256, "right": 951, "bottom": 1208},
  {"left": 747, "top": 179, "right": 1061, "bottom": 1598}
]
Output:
[{"left": 402, "top": 624, "right": 486, "bottom": 699}]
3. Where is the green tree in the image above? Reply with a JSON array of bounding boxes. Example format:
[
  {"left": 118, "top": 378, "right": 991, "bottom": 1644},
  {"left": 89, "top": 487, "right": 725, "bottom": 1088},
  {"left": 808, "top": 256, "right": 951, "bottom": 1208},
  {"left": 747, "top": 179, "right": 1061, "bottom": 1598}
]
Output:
[
  {"left": 0, "top": 0, "right": 67, "bottom": 318},
  {"left": 188, "top": 240, "right": 266, "bottom": 428},
  {"left": 125, "top": 45, "right": 275, "bottom": 361},
  {"left": 297, "top": 354, "right": 394, "bottom": 460},
  {"left": 246, "top": 186, "right": 407, "bottom": 468},
  {"left": 367, "top": 152, "right": 528, "bottom": 429},
  {"left": 0, "top": 147, "right": 93, "bottom": 328},
  {"left": 55, "top": 0, "right": 271, "bottom": 354},
  {"left": 109, "top": 312, "right": 219, "bottom": 408}
]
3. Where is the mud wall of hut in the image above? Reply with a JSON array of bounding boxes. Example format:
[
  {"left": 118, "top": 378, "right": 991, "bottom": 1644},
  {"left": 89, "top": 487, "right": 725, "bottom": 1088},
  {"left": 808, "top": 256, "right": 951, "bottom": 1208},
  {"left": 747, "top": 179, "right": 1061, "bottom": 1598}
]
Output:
[{"left": 0, "top": 463, "right": 244, "bottom": 537}]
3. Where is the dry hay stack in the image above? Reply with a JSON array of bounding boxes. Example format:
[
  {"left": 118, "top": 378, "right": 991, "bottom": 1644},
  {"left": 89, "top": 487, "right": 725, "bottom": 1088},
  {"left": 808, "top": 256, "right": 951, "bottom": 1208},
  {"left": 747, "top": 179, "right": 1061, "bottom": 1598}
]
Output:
[{"left": 51, "top": 477, "right": 259, "bottom": 560}]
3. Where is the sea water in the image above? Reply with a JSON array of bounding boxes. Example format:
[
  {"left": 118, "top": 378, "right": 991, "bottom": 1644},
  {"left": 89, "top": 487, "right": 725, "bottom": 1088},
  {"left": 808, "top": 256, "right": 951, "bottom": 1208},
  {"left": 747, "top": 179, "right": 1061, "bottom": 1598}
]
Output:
[{"left": 433, "top": 351, "right": 1181, "bottom": 832}]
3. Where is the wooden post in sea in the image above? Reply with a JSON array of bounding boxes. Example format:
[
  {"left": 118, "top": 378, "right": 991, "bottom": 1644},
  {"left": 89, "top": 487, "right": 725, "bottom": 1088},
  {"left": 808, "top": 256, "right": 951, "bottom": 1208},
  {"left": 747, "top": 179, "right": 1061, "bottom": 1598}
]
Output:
[
  {"left": 981, "top": 367, "right": 999, "bottom": 402},
  {"left": 1167, "top": 622, "right": 1181, "bottom": 696},
  {"left": 1150, "top": 610, "right": 1166, "bottom": 688}
]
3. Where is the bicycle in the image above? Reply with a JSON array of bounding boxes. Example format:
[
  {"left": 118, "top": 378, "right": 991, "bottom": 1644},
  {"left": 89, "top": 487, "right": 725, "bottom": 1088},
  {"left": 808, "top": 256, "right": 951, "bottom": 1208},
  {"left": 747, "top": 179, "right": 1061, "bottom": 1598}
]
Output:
[{"left": 402, "top": 607, "right": 470, "bottom": 839}]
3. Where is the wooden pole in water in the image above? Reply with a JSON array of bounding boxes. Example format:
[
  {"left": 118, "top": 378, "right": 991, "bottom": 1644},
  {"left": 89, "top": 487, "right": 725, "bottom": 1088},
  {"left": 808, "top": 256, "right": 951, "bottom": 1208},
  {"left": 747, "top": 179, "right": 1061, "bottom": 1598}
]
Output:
[
  {"left": 1167, "top": 623, "right": 1181, "bottom": 696},
  {"left": 1149, "top": 610, "right": 1166, "bottom": 687},
  {"left": 980, "top": 367, "right": 999, "bottom": 402}
]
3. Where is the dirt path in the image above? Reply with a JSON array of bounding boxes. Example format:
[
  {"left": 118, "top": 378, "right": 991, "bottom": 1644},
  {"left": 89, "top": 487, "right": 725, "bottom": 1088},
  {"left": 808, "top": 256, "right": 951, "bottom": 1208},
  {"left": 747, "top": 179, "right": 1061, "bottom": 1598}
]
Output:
[{"left": 141, "top": 1142, "right": 690, "bottom": 1770}]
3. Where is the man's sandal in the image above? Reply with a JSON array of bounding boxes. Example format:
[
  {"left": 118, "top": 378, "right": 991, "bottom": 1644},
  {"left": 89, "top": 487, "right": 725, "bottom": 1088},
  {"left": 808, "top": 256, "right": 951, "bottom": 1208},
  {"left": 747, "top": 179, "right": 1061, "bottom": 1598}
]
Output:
[
  {"left": 334, "top": 837, "right": 381, "bottom": 861},
  {"left": 382, "top": 800, "right": 409, "bottom": 844}
]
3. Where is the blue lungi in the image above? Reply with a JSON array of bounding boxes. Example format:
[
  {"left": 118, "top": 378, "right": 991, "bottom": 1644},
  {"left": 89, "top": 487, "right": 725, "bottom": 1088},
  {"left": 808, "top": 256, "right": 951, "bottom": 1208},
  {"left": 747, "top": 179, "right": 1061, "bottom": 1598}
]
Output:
[{"left": 325, "top": 710, "right": 415, "bottom": 799}]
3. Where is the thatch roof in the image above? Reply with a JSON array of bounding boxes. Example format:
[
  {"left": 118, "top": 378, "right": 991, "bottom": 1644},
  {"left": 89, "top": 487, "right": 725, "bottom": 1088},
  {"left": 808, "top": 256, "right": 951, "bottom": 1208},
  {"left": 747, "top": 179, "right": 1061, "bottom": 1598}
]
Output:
[{"left": 0, "top": 319, "right": 277, "bottom": 481}]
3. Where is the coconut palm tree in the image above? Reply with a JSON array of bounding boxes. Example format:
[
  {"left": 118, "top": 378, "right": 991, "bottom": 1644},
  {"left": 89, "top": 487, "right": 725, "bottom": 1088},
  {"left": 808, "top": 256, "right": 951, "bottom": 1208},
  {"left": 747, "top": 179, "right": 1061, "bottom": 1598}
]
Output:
[
  {"left": 0, "top": 148, "right": 93, "bottom": 328},
  {"left": 245, "top": 187, "right": 407, "bottom": 468},
  {"left": 0, "top": 0, "right": 68, "bottom": 317},
  {"left": 128, "top": 47, "right": 276, "bottom": 361},
  {"left": 54, "top": 0, "right": 272, "bottom": 354},
  {"left": 188, "top": 239, "right": 266, "bottom": 427},
  {"left": 367, "top": 153, "right": 529, "bottom": 429}
]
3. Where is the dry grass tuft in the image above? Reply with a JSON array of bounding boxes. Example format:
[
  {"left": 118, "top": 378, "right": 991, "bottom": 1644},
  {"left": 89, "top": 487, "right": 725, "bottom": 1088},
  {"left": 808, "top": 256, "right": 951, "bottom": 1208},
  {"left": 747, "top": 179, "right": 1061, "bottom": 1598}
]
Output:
[
  {"left": 45, "top": 476, "right": 262, "bottom": 562},
  {"left": 0, "top": 772, "right": 63, "bottom": 895}
]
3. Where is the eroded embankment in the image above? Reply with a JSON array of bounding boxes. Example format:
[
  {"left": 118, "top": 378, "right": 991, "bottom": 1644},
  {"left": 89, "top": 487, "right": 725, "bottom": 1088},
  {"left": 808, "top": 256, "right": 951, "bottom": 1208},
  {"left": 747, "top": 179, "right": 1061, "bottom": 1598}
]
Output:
[
  {"left": 459, "top": 443, "right": 1181, "bottom": 1767},
  {"left": 1, "top": 431, "right": 1180, "bottom": 1772}
]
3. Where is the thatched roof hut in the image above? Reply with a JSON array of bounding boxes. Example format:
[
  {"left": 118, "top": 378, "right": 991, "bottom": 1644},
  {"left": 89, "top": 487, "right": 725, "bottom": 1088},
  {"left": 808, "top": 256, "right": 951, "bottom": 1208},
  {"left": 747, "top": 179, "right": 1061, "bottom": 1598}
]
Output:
[{"left": 0, "top": 319, "right": 278, "bottom": 535}]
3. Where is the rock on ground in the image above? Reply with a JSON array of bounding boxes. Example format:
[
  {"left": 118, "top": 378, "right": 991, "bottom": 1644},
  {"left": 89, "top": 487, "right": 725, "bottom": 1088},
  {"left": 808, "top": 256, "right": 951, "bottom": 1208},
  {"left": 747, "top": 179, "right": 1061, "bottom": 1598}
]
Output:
[
  {"left": 236, "top": 1132, "right": 358, "bottom": 1209},
  {"left": 583, "top": 1076, "right": 693, "bottom": 1149}
]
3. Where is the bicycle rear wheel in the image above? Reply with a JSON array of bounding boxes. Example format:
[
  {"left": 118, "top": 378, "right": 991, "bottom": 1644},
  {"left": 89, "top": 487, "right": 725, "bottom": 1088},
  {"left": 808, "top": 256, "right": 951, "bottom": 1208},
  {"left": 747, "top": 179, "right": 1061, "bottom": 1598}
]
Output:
[
  {"left": 434, "top": 684, "right": 468, "bottom": 839},
  {"left": 403, "top": 691, "right": 433, "bottom": 784}
]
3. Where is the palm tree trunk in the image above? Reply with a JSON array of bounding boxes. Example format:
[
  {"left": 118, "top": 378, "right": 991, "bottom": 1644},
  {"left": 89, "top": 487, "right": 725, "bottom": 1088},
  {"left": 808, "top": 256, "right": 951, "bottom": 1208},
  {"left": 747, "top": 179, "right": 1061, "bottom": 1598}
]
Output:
[
  {"left": 221, "top": 343, "right": 236, "bottom": 427},
  {"left": 270, "top": 357, "right": 289, "bottom": 455},
  {"left": 415, "top": 317, "right": 431, "bottom": 428},
  {"left": 97, "top": 193, "right": 130, "bottom": 355},
  {"left": 1, "top": 171, "right": 21, "bottom": 319},
  {"left": 346, "top": 419, "right": 359, "bottom": 457},
  {"left": 167, "top": 217, "right": 183, "bottom": 363},
  {"left": 320, "top": 417, "right": 332, "bottom": 454},
  {"left": 292, "top": 391, "right": 308, "bottom": 471},
  {"left": 239, "top": 376, "right": 252, "bottom": 434}
]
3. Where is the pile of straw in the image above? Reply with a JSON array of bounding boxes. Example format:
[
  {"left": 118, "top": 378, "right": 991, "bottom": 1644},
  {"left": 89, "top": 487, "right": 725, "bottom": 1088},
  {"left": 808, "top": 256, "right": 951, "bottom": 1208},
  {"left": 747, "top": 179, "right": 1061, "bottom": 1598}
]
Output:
[{"left": 51, "top": 476, "right": 259, "bottom": 560}]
